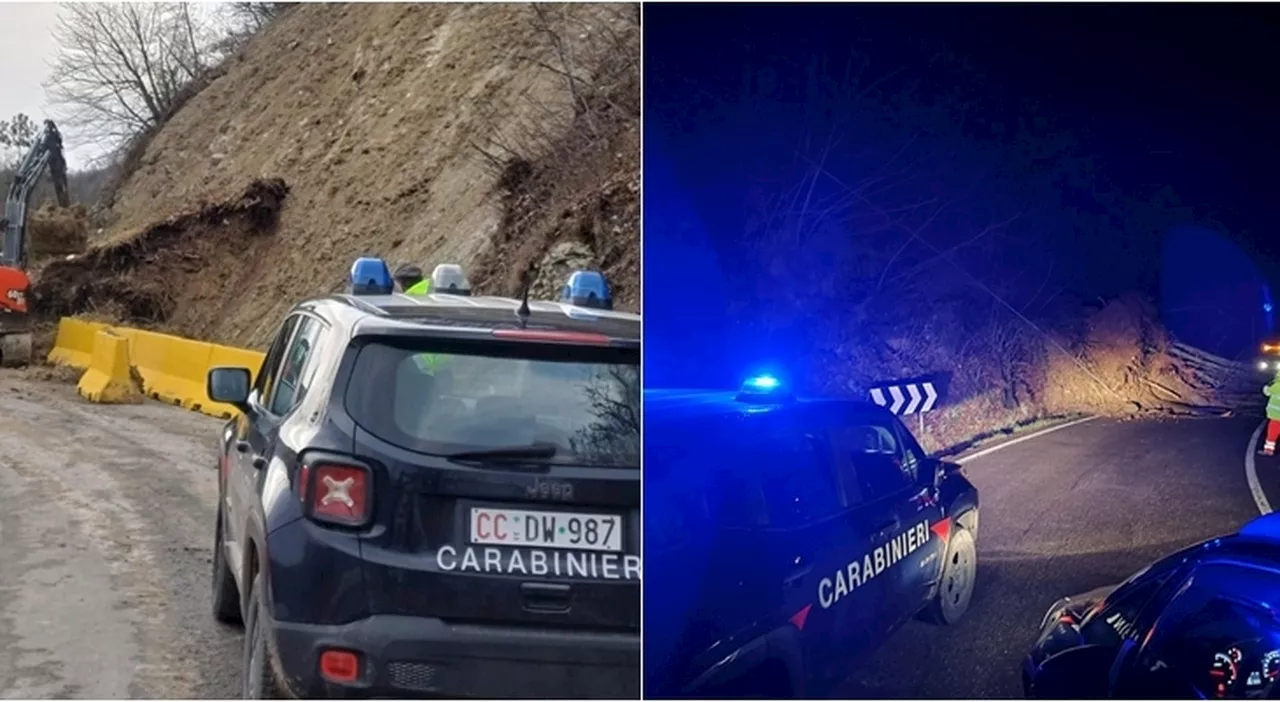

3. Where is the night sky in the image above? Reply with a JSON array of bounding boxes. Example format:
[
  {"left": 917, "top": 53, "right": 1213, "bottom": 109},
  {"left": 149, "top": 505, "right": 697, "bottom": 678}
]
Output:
[{"left": 643, "top": 3, "right": 1280, "bottom": 382}]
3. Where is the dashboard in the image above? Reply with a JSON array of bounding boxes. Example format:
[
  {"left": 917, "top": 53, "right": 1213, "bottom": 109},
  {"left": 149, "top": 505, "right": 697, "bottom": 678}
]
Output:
[{"left": 1206, "top": 641, "right": 1280, "bottom": 699}]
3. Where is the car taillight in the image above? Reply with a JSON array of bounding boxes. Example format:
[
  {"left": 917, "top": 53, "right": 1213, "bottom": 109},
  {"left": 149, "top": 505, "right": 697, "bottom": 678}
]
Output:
[{"left": 297, "top": 462, "right": 371, "bottom": 527}]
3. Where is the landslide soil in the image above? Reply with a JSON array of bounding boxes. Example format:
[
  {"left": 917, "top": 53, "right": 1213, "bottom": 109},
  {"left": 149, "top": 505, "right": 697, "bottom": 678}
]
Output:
[{"left": 55, "top": 2, "right": 639, "bottom": 349}]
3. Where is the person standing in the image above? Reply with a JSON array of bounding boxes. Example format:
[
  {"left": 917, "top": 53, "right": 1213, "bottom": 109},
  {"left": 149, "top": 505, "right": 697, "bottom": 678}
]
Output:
[
  {"left": 1261, "top": 370, "right": 1280, "bottom": 456},
  {"left": 393, "top": 264, "right": 431, "bottom": 295}
]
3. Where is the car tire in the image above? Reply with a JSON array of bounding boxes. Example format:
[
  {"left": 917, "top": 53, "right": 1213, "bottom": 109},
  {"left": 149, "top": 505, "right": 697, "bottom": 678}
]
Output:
[
  {"left": 924, "top": 524, "right": 977, "bottom": 625},
  {"left": 212, "top": 508, "right": 242, "bottom": 625},
  {"left": 243, "top": 572, "right": 287, "bottom": 699}
]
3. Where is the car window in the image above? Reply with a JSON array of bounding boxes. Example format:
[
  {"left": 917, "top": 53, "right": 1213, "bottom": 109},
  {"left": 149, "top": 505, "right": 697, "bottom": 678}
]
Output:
[
  {"left": 254, "top": 314, "right": 300, "bottom": 402},
  {"left": 747, "top": 422, "right": 843, "bottom": 528},
  {"left": 710, "top": 417, "right": 844, "bottom": 529},
  {"left": 894, "top": 418, "right": 928, "bottom": 482},
  {"left": 1120, "top": 562, "right": 1280, "bottom": 699},
  {"left": 829, "top": 414, "right": 914, "bottom": 503},
  {"left": 267, "top": 316, "right": 324, "bottom": 416},
  {"left": 345, "top": 340, "right": 639, "bottom": 467}
]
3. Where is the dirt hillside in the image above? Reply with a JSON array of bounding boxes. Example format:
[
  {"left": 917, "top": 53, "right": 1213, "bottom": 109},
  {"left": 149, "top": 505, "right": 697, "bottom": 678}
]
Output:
[{"left": 47, "top": 3, "right": 639, "bottom": 349}]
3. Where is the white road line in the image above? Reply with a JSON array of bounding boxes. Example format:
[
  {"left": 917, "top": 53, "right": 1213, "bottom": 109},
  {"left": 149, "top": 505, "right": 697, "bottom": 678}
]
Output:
[
  {"left": 1245, "top": 420, "right": 1273, "bottom": 515},
  {"left": 955, "top": 415, "right": 1100, "bottom": 466}
]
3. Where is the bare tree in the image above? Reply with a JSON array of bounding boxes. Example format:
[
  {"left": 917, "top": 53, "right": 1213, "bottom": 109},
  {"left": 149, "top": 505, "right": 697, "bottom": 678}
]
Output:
[
  {"left": 45, "top": 3, "right": 218, "bottom": 149},
  {"left": 0, "top": 113, "right": 39, "bottom": 169},
  {"left": 222, "top": 2, "right": 293, "bottom": 33}
]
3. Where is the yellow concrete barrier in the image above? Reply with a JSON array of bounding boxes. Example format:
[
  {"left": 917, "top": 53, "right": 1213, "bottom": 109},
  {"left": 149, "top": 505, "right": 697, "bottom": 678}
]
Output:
[
  {"left": 129, "top": 329, "right": 215, "bottom": 412},
  {"left": 46, "top": 318, "right": 107, "bottom": 368},
  {"left": 49, "top": 317, "right": 267, "bottom": 419},
  {"left": 77, "top": 329, "right": 143, "bottom": 404}
]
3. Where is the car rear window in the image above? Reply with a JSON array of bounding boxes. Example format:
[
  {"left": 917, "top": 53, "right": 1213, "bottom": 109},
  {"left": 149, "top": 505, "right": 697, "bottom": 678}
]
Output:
[{"left": 345, "top": 340, "right": 640, "bottom": 467}]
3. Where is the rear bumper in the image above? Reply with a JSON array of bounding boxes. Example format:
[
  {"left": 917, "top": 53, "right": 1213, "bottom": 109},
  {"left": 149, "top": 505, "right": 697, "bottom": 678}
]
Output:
[{"left": 268, "top": 614, "right": 640, "bottom": 699}]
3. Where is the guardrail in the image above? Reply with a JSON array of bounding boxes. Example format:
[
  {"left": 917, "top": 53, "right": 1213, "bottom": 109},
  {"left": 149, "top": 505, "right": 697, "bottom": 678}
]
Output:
[{"left": 48, "top": 317, "right": 265, "bottom": 418}]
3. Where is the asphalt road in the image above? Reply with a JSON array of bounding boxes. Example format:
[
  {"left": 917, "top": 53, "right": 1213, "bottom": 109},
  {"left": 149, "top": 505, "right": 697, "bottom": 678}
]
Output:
[
  {"left": 838, "top": 414, "right": 1266, "bottom": 698},
  {"left": 1, "top": 372, "right": 1273, "bottom": 699},
  {"left": 0, "top": 373, "right": 238, "bottom": 698}
]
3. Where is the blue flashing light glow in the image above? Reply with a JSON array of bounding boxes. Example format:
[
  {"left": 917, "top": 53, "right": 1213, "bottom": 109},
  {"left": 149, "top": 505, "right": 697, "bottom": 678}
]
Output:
[
  {"left": 561, "top": 270, "right": 613, "bottom": 310},
  {"left": 735, "top": 373, "right": 793, "bottom": 404},
  {"left": 744, "top": 374, "right": 779, "bottom": 391},
  {"left": 349, "top": 257, "right": 394, "bottom": 295},
  {"left": 1239, "top": 512, "right": 1280, "bottom": 542}
]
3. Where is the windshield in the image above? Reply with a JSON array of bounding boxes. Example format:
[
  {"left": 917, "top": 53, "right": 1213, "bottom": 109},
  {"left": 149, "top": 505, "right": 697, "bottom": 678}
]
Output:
[{"left": 345, "top": 340, "right": 640, "bottom": 467}]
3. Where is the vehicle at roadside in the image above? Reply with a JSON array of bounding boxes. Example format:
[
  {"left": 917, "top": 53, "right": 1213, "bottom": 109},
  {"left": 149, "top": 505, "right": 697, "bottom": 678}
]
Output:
[
  {"left": 1023, "top": 512, "right": 1280, "bottom": 699},
  {"left": 1256, "top": 340, "right": 1280, "bottom": 374},
  {"left": 207, "top": 258, "right": 641, "bottom": 699},
  {"left": 644, "top": 375, "right": 981, "bottom": 699}
]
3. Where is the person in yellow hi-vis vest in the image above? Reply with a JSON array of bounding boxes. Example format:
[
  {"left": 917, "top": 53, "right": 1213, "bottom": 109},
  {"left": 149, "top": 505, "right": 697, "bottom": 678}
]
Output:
[
  {"left": 1262, "top": 370, "right": 1280, "bottom": 456},
  {"left": 412, "top": 352, "right": 442, "bottom": 375},
  {"left": 394, "top": 264, "right": 432, "bottom": 295},
  {"left": 406, "top": 277, "right": 431, "bottom": 295}
]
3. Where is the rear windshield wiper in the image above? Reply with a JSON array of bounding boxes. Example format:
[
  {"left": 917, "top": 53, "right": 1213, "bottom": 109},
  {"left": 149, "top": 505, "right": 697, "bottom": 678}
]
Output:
[{"left": 445, "top": 442, "right": 559, "bottom": 462}]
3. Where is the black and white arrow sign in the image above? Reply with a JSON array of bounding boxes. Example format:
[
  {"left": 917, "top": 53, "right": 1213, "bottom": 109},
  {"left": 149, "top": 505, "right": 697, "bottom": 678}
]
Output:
[{"left": 869, "top": 382, "right": 939, "bottom": 416}]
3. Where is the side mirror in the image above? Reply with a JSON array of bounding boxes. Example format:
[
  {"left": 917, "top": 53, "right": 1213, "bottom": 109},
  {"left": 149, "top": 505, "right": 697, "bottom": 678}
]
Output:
[
  {"left": 1028, "top": 644, "right": 1116, "bottom": 699},
  {"left": 207, "top": 366, "right": 252, "bottom": 408},
  {"left": 926, "top": 458, "right": 963, "bottom": 483}
]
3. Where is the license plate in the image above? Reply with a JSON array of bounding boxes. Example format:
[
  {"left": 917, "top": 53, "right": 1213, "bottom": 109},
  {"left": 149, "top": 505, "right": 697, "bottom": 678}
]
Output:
[{"left": 469, "top": 507, "right": 623, "bottom": 552}]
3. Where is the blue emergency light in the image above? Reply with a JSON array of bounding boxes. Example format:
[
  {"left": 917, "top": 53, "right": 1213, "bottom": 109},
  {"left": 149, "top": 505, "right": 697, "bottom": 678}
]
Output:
[
  {"left": 348, "top": 257, "right": 394, "bottom": 295},
  {"left": 561, "top": 270, "right": 613, "bottom": 310},
  {"left": 431, "top": 263, "right": 471, "bottom": 295},
  {"left": 735, "top": 373, "right": 793, "bottom": 404}
]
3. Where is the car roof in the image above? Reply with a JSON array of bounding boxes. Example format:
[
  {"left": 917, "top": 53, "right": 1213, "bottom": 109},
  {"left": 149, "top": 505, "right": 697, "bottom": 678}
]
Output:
[
  {"left": 301, "top": 292, "right": 640, "bottom": 346},
  {"left": 644, "top": 388, "right": 895, "bottom": 425}
]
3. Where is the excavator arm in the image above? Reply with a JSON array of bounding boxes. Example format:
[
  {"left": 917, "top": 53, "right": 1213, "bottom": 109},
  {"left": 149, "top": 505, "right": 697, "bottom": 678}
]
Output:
[
  {"left": 1, "top": 119, "right": 69, "bottom": 269},
  {"left": 0, "top": 119, "right": 68, "bottom": 365}
]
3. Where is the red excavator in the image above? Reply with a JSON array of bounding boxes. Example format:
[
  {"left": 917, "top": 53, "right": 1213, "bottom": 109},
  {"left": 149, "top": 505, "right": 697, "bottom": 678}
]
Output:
[{"left": 0, "top": 120, "right": 69, "bottom": 366}]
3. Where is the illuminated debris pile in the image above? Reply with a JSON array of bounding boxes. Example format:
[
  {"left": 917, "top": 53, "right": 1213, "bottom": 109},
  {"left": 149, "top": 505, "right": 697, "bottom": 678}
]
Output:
[
  {"left": 1045, "top": 294, "right": 1261, "bottom": 417},
  {"left": 31, "top": 178, "right": 288, "bottom": 328},
  {"left": 1146, "top": 342, "right": 1262, "bottom": 414}
]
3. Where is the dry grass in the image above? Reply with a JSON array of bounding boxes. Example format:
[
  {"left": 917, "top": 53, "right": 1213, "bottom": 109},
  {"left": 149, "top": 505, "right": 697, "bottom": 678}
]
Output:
[{"left": 468, "top": 3, "right": 640, "bottom": 309}]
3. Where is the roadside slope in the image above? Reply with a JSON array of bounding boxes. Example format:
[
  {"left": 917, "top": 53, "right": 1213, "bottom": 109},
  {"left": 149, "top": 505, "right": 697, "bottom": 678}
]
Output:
[{"left": 78, "top": 2, "right": 638, "bottom": 348}]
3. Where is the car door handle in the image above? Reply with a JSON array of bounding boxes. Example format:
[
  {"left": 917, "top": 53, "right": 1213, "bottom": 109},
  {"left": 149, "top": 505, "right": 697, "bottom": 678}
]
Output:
[
  {"left": 235, "top": 441, "right": 250, "bottom": 454},
  {"left": 521, "top": 582, "right": 571, "bottom": 614},
  {"left": 783, "top": 567, "right": 812, "bottom": 588},
  {"left": 874, "top": 519, "right": 899, "bottom": 534}
]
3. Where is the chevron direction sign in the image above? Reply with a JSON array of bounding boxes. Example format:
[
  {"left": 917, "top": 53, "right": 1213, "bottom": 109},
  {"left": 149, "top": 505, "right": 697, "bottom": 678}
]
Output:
[{"left": 869, "top": 382, "right": 939, "bottom": 416}]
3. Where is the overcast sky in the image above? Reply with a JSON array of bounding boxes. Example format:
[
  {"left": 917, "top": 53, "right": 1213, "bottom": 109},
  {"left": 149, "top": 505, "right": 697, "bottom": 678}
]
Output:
[
  {"left": 0, "top": 2, "right": 231, "bottom": 171},
  {"left": 0, "top": 4, "right": 75, "bottom": 162}
]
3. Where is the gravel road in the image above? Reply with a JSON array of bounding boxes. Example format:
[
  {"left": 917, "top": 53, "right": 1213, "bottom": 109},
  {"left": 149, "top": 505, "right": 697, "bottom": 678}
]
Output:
[{"left": 0, "top": 372, "right": 239, "bottom": 698}]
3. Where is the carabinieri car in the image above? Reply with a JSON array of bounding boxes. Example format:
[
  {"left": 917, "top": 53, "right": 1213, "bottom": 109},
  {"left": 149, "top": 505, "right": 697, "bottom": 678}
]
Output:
[
  {"left": 644, "top": 376, "right": 980, "bottom": 698},
  {"left": 207, "top": 258, "right": 640, "bottom": 699}
]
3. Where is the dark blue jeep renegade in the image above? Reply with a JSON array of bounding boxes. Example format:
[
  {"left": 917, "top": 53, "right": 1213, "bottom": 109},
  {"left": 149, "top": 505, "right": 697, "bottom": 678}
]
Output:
[{"left": 206, "top": 259, "right": 640, "bottom": 699}]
